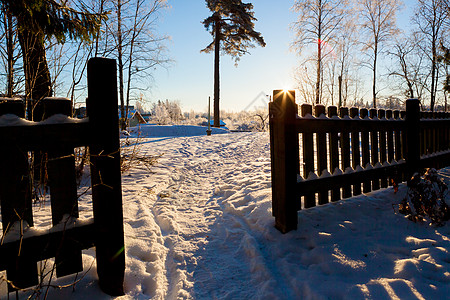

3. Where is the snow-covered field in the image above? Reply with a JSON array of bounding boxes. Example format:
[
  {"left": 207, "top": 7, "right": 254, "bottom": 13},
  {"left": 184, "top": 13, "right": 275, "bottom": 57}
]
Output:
[{"left": 2, "top": 125, "right": 450, "bottom": 299}]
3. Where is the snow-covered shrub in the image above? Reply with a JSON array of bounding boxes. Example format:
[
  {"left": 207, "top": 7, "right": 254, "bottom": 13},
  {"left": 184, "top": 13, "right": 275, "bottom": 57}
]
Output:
[
  {"left": 398, "top": 168, "right": 450, "bottom": 226},
  {"left": 151, "top": 100, "right": 183, "bottom": 125},
  {"left": 120, "top": 128, "right": 162, "bottom": 173}
]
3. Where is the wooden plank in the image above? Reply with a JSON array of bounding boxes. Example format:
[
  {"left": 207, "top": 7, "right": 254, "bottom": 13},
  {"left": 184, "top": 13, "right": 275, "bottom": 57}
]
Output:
[
  {"left": 339, "top": 107, "right": 351, "bottom": 198},
  {"left": 370, "top": 109, "right": 380, "bottom": 190},
  {"left": 87, "top": 57, "right": 125, "bottom": 295},
  {"left": 41, "top": 98, "right": 83, "bottom": 278},
  {"left": 315, "top": 105, "right": 328, "bottom": 205},
  {"left": 394, "top": 110, "right": 402, "bottom": 161},
  {"left": 301, "top": 104, "right": 315, "bottom": 208},
  {"left": 406, "top": 99, "right": 421, "bottom": 178},
  {"left": 0, "top": 222, "right": 95, "bottom": 271},
  {"left": 47, "top": 148, "right": 83, "bottom": 278},
  {"left": 0, "top": 99, "right": 25, "bottom": 117},
  {"left": 350, "top": 107, "right": 361, "bottom": 195},
  {"left": 0, "top": 144, "right": 38, "bottom": 291},
  {"left": 328, "top": 106, "right": 340, "bottom": 201},
  {"left": 296, "top": 163, "right": 408, "bottom": 196},
  {"left": 378, "top": 109, "right": 388, "bottom": 188},
  {"left": 0, "top": 122, "right": 91, "bottom": 150},
  {"left": 386, "top": 110, "right": 395, "bottom": 164},
  {"left": 294, "top": 118, "right": 404, "bottom": 134},
  {"left": 360, "top": 108, "right": 371, "bottom": 193}
]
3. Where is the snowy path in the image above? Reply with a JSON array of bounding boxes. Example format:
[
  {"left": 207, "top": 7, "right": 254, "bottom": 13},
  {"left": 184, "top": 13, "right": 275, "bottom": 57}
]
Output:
[
  {"left": 4, "top": 129, "right": 449, "bottom": 299},
  {"left": 121, "top": 133, "right": 275, "bottom": 299},
  {"left": 117, "top": 132, "right": 449, "bottom": 300}
]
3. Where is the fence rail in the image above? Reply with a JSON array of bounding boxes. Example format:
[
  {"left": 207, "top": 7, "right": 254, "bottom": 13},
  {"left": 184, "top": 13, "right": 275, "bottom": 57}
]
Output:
[
  {"left": 269, "top": 90, "right": 450, "bottom": 233},
  {"left": 0, "top": 57, "right": 125, "bottom": 296}
]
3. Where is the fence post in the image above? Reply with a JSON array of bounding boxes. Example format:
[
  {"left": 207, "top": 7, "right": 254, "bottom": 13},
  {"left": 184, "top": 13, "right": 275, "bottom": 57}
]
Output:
[
  {"left": 269, "top": 90, "right": 298, "bottom": 233},
  {"left": 87, "top": 57, "right": 125, "bottom": 295},
  {"left": 0, "top": 99, "right": 38, "bottom": 291},
  {"left": 40, "top": 97, "right": 83, "bottom": 278},
  {"left": 406, "top": 99, "right": 420, "bottom": 179}
]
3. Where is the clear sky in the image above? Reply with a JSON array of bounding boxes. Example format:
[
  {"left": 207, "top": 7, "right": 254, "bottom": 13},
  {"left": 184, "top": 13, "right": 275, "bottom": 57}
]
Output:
[
  {"left": 151, "top": 0, "right": 416, "bottom": 113},
  {"left": 151, "top": 0, "right": 298, "bottom": 113}
]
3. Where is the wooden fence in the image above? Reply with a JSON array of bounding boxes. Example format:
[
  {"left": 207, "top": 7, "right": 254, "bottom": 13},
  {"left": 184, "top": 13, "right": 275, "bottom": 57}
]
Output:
[
  {"left": 269, "top": 90, "right": 450, "bottom": 233},
  {"left": 0, "top": 57, "right": 125, "bottom": 295}
]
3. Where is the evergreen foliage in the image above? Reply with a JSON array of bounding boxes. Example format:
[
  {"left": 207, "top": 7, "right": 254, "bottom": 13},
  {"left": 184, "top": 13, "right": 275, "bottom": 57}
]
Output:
[
  {"left": 2, "top": 0, "right": 103, "bottom": 43},
  {"left": 439, "top": 44, "right": 450, "bottom": 94},
  {"left": 1, "top": 0, "right": 103, "bottom": 101},
  {"left": 202, "top": 0, "right": 265, "bottom": 63},
  {"left": 202, "top": 0, "right": 265, "bottom": 127}
]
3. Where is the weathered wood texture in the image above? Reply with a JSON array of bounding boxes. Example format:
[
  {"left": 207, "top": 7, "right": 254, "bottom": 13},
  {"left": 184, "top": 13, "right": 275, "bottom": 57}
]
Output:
[
  {"left": 270, "top": 97, "right": 450, "bottom": 233},
  {"left": 0, "top": 57, "right": 125, "bottom": 295}
]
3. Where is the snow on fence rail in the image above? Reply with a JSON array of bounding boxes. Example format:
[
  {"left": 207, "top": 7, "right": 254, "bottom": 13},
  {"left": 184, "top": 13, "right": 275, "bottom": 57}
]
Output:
[
  {"left": 269, "top": 90, "right": 450, "bottom": 233},
  {"left": 0, "top": 58, "right": 125, "bottom": 296}
]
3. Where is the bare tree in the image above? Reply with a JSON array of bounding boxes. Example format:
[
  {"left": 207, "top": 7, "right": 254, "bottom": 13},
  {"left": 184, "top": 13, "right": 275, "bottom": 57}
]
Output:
[
  {"left": 0, "top": 3, "right": 22, "bottom": 96},
  {"left": 99, "top": 0, "right": 169, "bottom": 129},
  {"left": 388, "top": 35, "right": 428, "bottom": 101},
  {"left": 413, "top": 0, "right": 449, "bottom": 111},
  {"left": 292, "top": 0, "right": 348, "bottom": 104},
  {"left": 358, "top": 0, "right": 402, "bottom": 108}
]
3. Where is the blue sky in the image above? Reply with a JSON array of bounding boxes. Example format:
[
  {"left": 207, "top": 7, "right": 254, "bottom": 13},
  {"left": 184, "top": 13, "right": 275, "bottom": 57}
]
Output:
[
  {"left": 151, "top": 0, "right": 415, "bottom": 113},
  {"left": 151, "top": 0, "right": 297, "bottom": 112}
]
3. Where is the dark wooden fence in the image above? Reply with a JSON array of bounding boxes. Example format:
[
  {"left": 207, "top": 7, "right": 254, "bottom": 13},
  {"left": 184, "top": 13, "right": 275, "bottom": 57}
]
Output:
[
  {"left": 0, "top": 57, "right": 125, "bottom": 296},
  {"left": 269, "top": 90, "right": 450, "bottom": 233}
]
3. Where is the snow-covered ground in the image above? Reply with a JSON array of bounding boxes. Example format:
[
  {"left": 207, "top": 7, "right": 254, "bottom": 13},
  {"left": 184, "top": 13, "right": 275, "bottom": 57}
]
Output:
[{"left": 2, "top": 125, "right": 449, "bottom": 299}]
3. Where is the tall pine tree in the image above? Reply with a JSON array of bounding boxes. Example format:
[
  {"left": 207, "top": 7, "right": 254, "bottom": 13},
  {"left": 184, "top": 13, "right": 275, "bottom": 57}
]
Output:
[
  {"left": 1, "top": 0, "right": 102, "bottom": 103},
  {"left": 202, "top": 0, "right": 265, "bottom": 127}
]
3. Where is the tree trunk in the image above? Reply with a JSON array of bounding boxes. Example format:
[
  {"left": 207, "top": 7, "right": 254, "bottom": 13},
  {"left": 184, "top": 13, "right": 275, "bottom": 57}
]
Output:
[
  {"left": 5, "top": 9, "right": 14, "bottom": 97},
  {"left": 18, "top": 28, "right": 52, "bottom": 106},
  {"left": 373, "top": 41, "right": 378, "bottom": 108},
  {"left": 117, "top": 0, "right": 126, "bottom": 130},
  {"left": 213, "top": 19, "right": 220, "bottom": 128}
]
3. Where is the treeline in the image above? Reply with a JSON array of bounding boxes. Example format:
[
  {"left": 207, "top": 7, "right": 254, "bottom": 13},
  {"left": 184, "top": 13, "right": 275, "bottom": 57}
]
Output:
[
  {"left": 292, "top": 0, "right": 450, "bottom": 111},
  {"left": 0, "top": 0, "right": 169, "bottom": 129}
]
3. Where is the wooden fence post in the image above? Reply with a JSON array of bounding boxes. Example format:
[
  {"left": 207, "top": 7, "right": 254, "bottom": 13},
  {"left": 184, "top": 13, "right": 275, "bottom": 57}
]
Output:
[
  {"left": 0, "top": 99, "right": 25, "bottom": 116},
  {"left": 0, "top": 99, "right": 38, "bottom": 291},
  {"left": 87, "top": 57, "right": 125, "bottom": 295},
  {"left": 270, "top": 90, "right": 298, "bottom": 233},
  {"left": 406, "top": 99, "right": 420, "bottom": 179},
  {"left": 41, "top": 98, "right": 83, "bottom": 278}
]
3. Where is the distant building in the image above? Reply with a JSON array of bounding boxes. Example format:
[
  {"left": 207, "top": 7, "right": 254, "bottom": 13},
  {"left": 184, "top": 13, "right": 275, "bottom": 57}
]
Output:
[
  {"left": 118, "top": 108, "right": 146, "bottom": 127},
  {"left": 202, "top": 120, "right": 226, "bottom": 127},
  {"left": 141, "top": 113, "right": 152, "bottom": 122}
]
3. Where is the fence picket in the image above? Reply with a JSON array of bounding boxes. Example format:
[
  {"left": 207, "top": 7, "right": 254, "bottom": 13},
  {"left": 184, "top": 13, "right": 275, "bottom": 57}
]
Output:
[
  {"left": 42, "top": 99, "right": 83, "bottom": 278},
  {"left": 301, "top": 104, "right": 315, "bottom": 208},
  {"left": 350, "top": 108, "right": 361, "bottom": 195},
  {"left": 328, "top": 106, "right": 340, "bottom": 201},
  {"left": 315, "top": 105, "right": 328, "bottom": 204},
  {"left": 339, "top": 107, "right": 352, "bottom": 198},
  {"left": 360, "top": 108, "right": 371, "bottom": 193},
  {"left": 270, "top": 95, "right": 450, "bottom": 234},
  {"left": 370, "top": 109, "right": 380, "bottom": 190},
  {"left": 378, "top": 109, "right": 388, "bottom": 188}
]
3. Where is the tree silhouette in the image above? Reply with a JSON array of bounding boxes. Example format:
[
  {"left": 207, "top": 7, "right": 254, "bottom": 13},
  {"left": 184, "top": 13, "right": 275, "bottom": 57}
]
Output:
[
  {"left": 202, "top": 0, "right": 265, "bottom": 127},
  {"left": 1, "top": 0, "right": 102, "bottom": 103}
]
